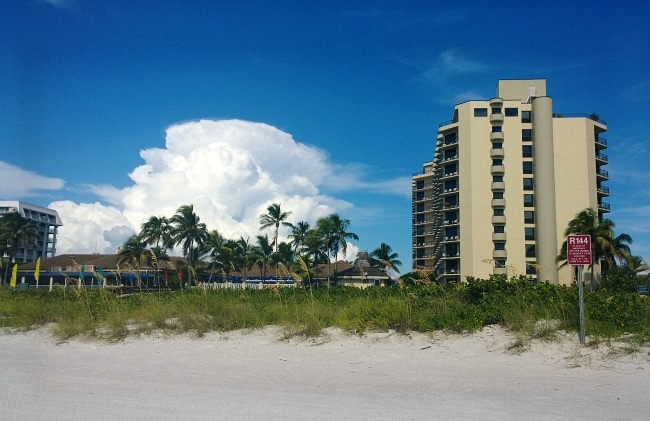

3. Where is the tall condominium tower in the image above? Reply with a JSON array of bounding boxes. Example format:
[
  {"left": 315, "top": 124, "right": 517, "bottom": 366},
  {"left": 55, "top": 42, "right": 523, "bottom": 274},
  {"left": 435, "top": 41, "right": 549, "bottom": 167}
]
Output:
[
  {"left": 412, "top": 79, "right": 609, "bottom": 284},
  {"left": 0, "top": 201, "right": 63, "bottom": 263}
]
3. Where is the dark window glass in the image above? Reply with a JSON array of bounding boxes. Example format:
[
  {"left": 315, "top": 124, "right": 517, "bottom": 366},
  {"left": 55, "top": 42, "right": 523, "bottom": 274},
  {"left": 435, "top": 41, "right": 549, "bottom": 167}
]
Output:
[
  {"left": 522, "top": 129, "right": 532, "bottom": 141},
  {"left": 495, "top": 259, "right": 506, "bottom": 268},
  {"left": 474, "top": 108, "right": 488, "bottom": 117},
  {"left": 494, "top": 208, "right": 504, "bottom": 216},
  {"left": 524, "top": 194, "right": 534, "bottom": 207},
  {"left": 526, "top": 262, "right": 537, "bottom": 274},
  {"left": 523, "top": 178, "right": 534, "bottom": 191},
  {"left": 491, "top": 126, "right": 503, "bottom": 133},
  {"left": 493, "top": 192, "right": 504, "bottom": 199},
  {"left": 491, "top": 107, "right": 502, "bottom": 114},
  {"left": 494, "top": 225, "right": 505, "bottom": 233},
  {"left": 444, "top": 164, "right": 457, "bottom": 175},
  {"left": 524, "top": 211, "right": 534, "bottom": 224},
  {"left": 494, "top": 242, "right": 505, "bottom": 250},
  {"left": 522, "top": 111, "right": 532, "bottom": 123},
  {"left": 416, "top": 180, "right": 424, "bottom": 189},
  {"left": 523, "top": 161, "right": 533, "bottom": 174},
  {"left": 493, "top": 142, "right": 503, "bottom": 149},
  {"left": 522, "top": 145, "right": 533, "bottom": 157},
  {"left": 444, "top": 133, "right": 457, "bottom": 144},
  {"left": 505, "top": 108, "right": 518, "bottom": 117},
  {"left": 493, "top": 159, "right": 503, "bottom": 166},
  {"left": 525, "top": 227, "right": 535, "bottom": 240},
  {"left": 526, "top": 245, "right": 536, "bottom": 258},
  {"left": 416, "top": 203, "right": 424, "bottom": 212},
  {"left": 493, "top": 175, "right": 503, "bottom": 182}
]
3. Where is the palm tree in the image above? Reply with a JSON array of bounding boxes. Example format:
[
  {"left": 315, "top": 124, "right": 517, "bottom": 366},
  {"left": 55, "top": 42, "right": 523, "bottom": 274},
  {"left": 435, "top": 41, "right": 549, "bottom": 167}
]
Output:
[
  {"left": 253, "top": 234, "right": 275, "bottom": 278},
  {"left": 259, "top": 203, "right": 292, "bottom": 252},
  {"left": 169, "top": 204, "right": 208, "bottom": 286},
  {"left": 369, "top": 243, "right": 403, "bottom": 274},
  {"left": 0, "top": 212, "right": 39, "bottom": 284},
  {"left": 234, "top": 237, "right": 255, "bottom": 279},
  {"left": 327, "top": 213, "right": 359, "bottom": 283},
  {"left": 315, "top": 217, "right": 336, "bottom": 286},
  {"left": 140, "top": 216, "right": 171, "bottom": 250},
  {"left": 557, "top": 208, "right": 633, "bottom": 289},
  {"left": 287, "top": 221, "right": 311, "bottom": 254},
  {"left": 273, "top": 241, "right": 296, "bottom": 276},
  {"left": 117, "top": 234, "right": 149, "bottom": 289}
]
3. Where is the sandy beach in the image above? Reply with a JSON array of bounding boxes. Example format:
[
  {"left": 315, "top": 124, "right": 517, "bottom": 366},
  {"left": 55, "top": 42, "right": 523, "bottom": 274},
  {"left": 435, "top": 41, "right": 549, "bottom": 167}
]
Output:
[{"left": 2, "top": 326, "right": 649, "bottom": 420}]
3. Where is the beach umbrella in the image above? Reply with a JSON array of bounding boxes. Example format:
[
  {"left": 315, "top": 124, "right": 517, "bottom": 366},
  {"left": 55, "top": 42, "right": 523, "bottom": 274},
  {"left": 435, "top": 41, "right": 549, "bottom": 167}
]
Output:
[
  {"left": 35, "top": 257, "right": 41, "bottom": 282},
  {"left": 10, "top": 263, "right": 18, "bottom": 288}
]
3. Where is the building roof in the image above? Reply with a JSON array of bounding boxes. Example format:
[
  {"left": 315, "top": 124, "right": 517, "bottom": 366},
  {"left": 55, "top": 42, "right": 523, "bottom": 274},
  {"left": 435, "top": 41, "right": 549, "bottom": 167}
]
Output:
[{"left": 0, "top": 200, "right": 63, "bottom": 226}]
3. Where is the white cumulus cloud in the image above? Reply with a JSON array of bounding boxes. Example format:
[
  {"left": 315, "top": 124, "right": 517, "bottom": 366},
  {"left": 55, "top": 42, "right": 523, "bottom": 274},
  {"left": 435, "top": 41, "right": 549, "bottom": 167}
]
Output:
[{"left": 53, "top": 119, "right": 370, "bottom": 255}]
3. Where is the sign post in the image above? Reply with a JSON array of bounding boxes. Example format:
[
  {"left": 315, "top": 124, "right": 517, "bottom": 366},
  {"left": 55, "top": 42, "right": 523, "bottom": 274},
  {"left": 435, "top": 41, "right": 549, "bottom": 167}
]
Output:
[{"left": 567, "top": 234, "right": 592, "bottom": 345}]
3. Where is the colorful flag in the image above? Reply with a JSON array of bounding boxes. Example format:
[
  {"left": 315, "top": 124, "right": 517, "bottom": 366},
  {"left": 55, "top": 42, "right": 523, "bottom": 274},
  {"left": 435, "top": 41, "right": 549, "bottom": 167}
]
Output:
[
  {"left": 79, "top": 263, "right": 85, "bottom": 281},
  {"left": 10, "top": 263, "right": 18, "bottom": 288},
  {"left": 97, "top": 266, "right": 103, "bottom": 286},
  {"left": 35, "top": 257, "right": 41, "bottom": 282}
]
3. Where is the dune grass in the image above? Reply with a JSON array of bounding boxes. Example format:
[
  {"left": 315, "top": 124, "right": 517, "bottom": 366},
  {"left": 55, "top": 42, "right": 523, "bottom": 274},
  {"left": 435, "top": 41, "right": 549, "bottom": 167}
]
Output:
[{"left": 1, "top": 277, "right": 649, "bottom": 345}]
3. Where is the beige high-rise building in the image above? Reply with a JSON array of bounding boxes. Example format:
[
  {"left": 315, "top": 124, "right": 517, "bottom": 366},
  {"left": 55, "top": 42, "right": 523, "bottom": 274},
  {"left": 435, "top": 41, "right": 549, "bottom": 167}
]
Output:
[{"left": 412, "top": 79, "right": 609, "bottom": 284}]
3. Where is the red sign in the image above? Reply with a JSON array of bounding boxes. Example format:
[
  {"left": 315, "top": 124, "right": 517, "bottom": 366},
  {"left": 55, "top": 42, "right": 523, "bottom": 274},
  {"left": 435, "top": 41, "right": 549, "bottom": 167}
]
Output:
[{"left": 567, "top": 235, "right": 592, "bottom": 265}]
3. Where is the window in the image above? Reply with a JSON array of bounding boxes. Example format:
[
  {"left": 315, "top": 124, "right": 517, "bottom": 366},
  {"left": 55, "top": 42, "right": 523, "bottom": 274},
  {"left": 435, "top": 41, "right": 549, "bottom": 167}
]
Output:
[
  {"left": 494, "top": 242, "right": 505, "bottom": 250},
  {"left": 522, "top": 129, "right": 532, "bottom": 141},
  {"left": 474, "top": 108, "right": 488, "bottom": 117},
  {"left": 416, "top": 203, "right": 425, "bottom": 212},
  {"left": 444, "top": 164, "right": 457, "bottom": 175},
  {"left": 523, "top": 161, "right": 533, "bottom": 174},
  {"left": 495, "top": 259, "right": 506, "bottom": 268},
  {"left": 491, "top": 107, "right": 502, "bottom": 114},
  {"left": 522, "top": 111, "right": 532, "bottom": 123},
  {"left": 524, "top": 194, "right": 534, "bottom": 207},
  {"left": 524, "top": 211, "right": 534, "bottom": 224},
  {"left": 493, "top": 175, "right": 503, "bottom": 182},
  {"left": 526, "top": 263, "right": 537, "bottom": 275},
  {"left": 445, "top": 227, "right": 458, "bottom": 238},
  {"left": 523, "top": 178, "right": 534, "bottom": 191},
  {"left": 494, "top": 225, "right": 505, "bottom": 233},
  {"left": 444, "top": 132, "right": 457, "bottom": 145},
  {"left": 445, "top": 211, "right": 457, "bottom": 221},
  {"left": 493, "top": 192, "right": 504, "bottom": 199},
  {"left": 493, "top": 158, "right": 503, "bottom": 166},
  {"left": 525, "top": 227, "right": 535, "bottom": 241},
  {"left": 416, "top": 180, "right": 424, "bottom": 189},
  {"left": 415, "top": 192, "right": 424, "bottom": 201},
  {"left": 505, "top": 108, "right": 518, "bottom": 117},
  {"left": 522, "top": 145, "right": 533, "bottom": 157},
  {"left": 491, "top": 126, "right": 503, "bottom": 133},
  {"left": 444, "top": 149, "right": 458, "bottom": 160},
  {"left": 492, "top": 142, "right": 503, "bottom": 149},
  {"left": 444, "top": 180, "right": 457, "bottom": 190},
  {"left": 526, "top": 245, "right": 536, "bottom": 258},
  {"left": 416, "top": 215, "right": 425, "bottom": 223},
  {"left": 493, "top": 208, "right": 504, "bottom": 216}
]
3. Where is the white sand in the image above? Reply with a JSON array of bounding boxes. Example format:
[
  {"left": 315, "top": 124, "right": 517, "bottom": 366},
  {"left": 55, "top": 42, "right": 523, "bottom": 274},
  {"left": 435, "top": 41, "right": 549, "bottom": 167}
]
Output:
[{"left": 1, "top": 326, "right": 649, "bottom": 420}]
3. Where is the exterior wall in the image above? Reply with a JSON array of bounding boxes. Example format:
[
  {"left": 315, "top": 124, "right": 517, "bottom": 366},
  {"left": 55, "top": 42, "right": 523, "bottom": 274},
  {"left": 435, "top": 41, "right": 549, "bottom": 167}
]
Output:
[
  {"left": 413, "top": 79, "right": 608, "bottom": 285},
  {"left": 0, "top": 201, "right": 63, "bottom": 263}
]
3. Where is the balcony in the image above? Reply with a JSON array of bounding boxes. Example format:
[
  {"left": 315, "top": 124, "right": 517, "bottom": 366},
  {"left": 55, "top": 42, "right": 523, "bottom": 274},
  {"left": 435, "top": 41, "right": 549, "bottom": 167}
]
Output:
[
  {"left": 597, "top": 169, "right": 609, "bottom": 180},
  {"left": 443, "top": 219, "right": 459, "bottom": 226},
  {"left": 493, "top": 249, "right": 507, "bottom": 259},
  {"left": 442, "top": 171, "right": 459, "bottom": 179},
  {"left": 595, "top": 137, "right": 608, "bottom": 149},
  {"left": 491, "top": 198, "right": 506, "bottom": 207},
  {"left": 442, "top": 155, "right": 459, "bottom": 162},
  {"left": 490, "top": 113, "right": 504, "bottom": 124},
  {"left": 491, "top": 165, "right": 505, "bottom": 174},
  {"left": 491, "top": 215, "right": 506, "bottom": 224},
  {"left": 489, "top": 98, "right": 503, "bottom": 107},
  {"left": 443, "top": 202, "right": 459, "bottom": 210},
  {"left": 492, "top": 232, "right": 507, "bottom": 241},
  {"left": 490, "top": 131, "right": 504, "bottom": 141},
  {"left": 597, "top": 186, "right": 610, "bottom": 196},
  {"left": 595, "top": 153, "right": 608, "bottom": 164},
  {"left": 493, "top": 267, "right": 508, "bottom": 275},
  {"left": 491, "top": 181, "right": 505, "bottom": 190},
  {"left": 490, "top": 148, "right": 504, "bottom": 158},
  {"left": 598, "top": 202, "right": 611, "bottom": 212}
]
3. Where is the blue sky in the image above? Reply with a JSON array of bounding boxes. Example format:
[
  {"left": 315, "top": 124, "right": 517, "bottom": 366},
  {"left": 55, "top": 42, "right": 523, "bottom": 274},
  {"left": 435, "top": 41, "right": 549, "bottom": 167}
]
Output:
[{"left": 1, "top": 0, "right": 649, "bottom": 269}]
